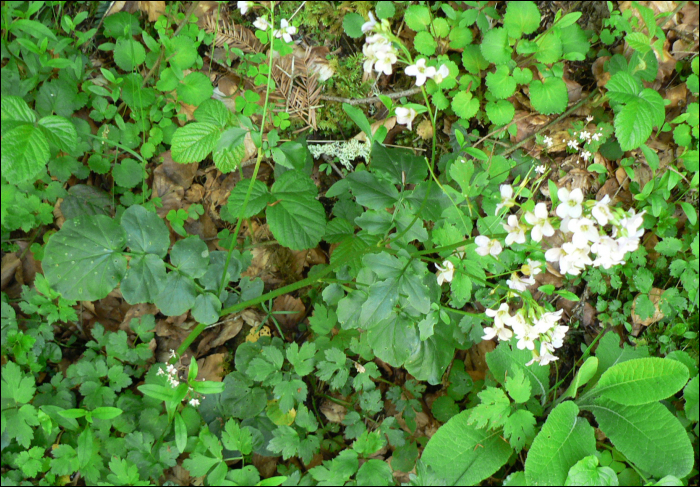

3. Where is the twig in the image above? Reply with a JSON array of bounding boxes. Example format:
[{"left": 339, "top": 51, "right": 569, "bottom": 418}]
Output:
[{"left": 319, "top": 86, "right": 423, "bottom": 105}]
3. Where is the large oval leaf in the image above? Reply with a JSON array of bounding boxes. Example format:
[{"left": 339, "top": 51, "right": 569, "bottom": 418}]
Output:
[
  {"left": 524, "top": 401, "right": 596, "bottom": 486},
  {"left": 154, "top": 272, "right": 196, "bottom": 316},
  {"left": 121, "top": 254, "right": 167, "bottom": 304},
  {"left": 404, "top": 319, "right": 455, "bottom": 385},
  {"left": 587, "top": 397, "right": 693, "bottom": 479},
  {"left": 120, "top": 204, "right": 170, "bottom": 257},
  {"left": 594, "top": 357, "right": 689, "bottom": 405},
  {"left": 44, "top": 215, "right": 127, "bottom": 301},
  {"left": 422, "top": 410, "right": 512, "bottom": 486}
]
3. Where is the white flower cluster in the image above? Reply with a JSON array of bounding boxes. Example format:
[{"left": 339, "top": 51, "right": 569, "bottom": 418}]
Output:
[
  {"left": 308, "top": 139, "right": 371, "bottom": 170},
  {"left": 483, "top": 304, "right": 568, "bottom": 366},
  {"left": 540, "top": 116, "right": 603, "bottom": 165},
  {"left": 361, "top": 12, "right": 398, "bottom": 75},
  {"left": 155, "top": 350, "right": 205, "bottom": 407},
  {"left": 404, "top": 58, "right": 450, "bottom": 87}
]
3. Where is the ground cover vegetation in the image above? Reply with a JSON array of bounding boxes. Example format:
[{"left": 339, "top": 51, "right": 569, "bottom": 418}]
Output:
[{"left": 1, "top": 0, "right": 698, "bottom": 485}]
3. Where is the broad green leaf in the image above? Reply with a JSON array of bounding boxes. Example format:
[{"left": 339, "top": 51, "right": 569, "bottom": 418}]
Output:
[
  {"left": 355, "top": 210, "right": 393, "bottom": 235},
  {"left": 565, "top": 456, "right": 618, "bottom": 486},
  {"left": 400, "top": 273, "right": 431, "bottom": 314},
  {"left": 1, "top": 361, "right": 36, "bottom": 404},
  {"left": 171, "top": 237, "right": 209, "bottom": 278},
  {"left": 154, "top": 272, "right": 196, "bottom": 316},
  {"left": 404, "top": 5, "right": 431, "bottom": 32},
  {"left": 1, "top": 124, "right": 50, "bottom": 183},
  {"left": 178, "top": 72, "right": 213, "bottom": 106},
  {"left": 1, "top": 96, "right": 36, "bottom": 126},
  {"left": 362, "top": 253, "right": 403, "bottom": 280},
  {"left": 11, "top": 18, "right": 57, "bottom": 40},
  {"left": 375, "top": 2, "right": 395, "bottom": 20},
  {"left": 503, "top": 1, "right": 540, "bottom": 38},
  {"left": 370, "top": 142, "right": 428, "bottom": 185},
  {"left": 223, "top": 179, "right": 272, "bottom": 220},
  {"left": 560, "top": 24, "right": 591, "bottom": 61},
  {"left": 324, "top": 218, "right": 355, "bottom": 243},
  {"left": 347, "top": 171, "right": 400, "bottom": 210},
  {"left": 451, "top": 91, "right": 480, "bottom": 120},
  {"left": 168, "top": 36, "right": 198, "bottom": 70},
  {"left": 525, "top": 402, "right": 596, "bottom": 486},
  {"left": 486, "top": 100, "right": 515, "bottom": 125},
  {"left": 44, "top": 215, "right": 127, "bottom": 301},
  {"left": 462, "top": 45, "right": 490, "bottom": 74},
  {"left": 684, "top": 375, "right": 699, "bottom": 422},
  {"left": 192, "top": 293, "right": 222, "bottom": 325},
  {"left": 267, "top": 170, "right": 326, "bottom": 250},
  {"left": 422, "top": 410, "right": 512, "bottom": 485},
  {"left": 121, "top": 254, "right": 167, "bottom": 304},
  {"left": 562, "top": 357, "right": 598, "bottom": 400},
  {"left": 414, "top": 31, "right": 436, "bottom": 56},
  {"left": 529, "top": 77, "right": 568, "bottom": 115},
  {"left": 360, "top": 279, "right": 400, "bottom": 327},
  {"left": 593, "top": 357, "right": 689, "bottom": 405},
  {"left": 535, "top": 32, "right": 563, "bottom": 64},
  {"left": 613, "top": 90, "right": 665, "bottom": 150},
  {"left": 486, "top": 341, "right": 550, "bottom": 397},
  {"left": 213, "top": 141, "right": 245, "bottom": 173},
  {"left": 486, "top": 66, "right": 516, "bottom": 100},
  {"left": 194, "top": 99, "right": 234, "bottom": 126},
  {"left": 113, "top": 38, "right": 146, "bottom": 71},
  {"left": 513, "top": 67, "right": 533, "bottom": 85},
  {"left": 480, "top": 28, "right": 511, "bottom": 65},
  {"left": 587, "top": 397, "right": 694, "bottom": 479},
  {"left": 626, "top": 32, "right": 651, "bottom": 53},
  {"left": 171, "top": 122, "right": 220, "bottom": 163},
  {"left": 367, "top": 314, "right": 418, "bottom": 367},
  {"left": 112, "top": 159, "right": 144, "bottom": 188},
  {"left": 404, "top": 321, "right": 455, "bottom": 385},
  {"left": 342, "top": 13, "right": 365, "bottom": 39},
  {"left": 120, "top": 205, "right": 170, "bottom": 257}
]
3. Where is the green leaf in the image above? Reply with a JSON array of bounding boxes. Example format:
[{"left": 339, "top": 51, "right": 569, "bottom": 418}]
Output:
[
  {"left": 171, "top": 237, "right": 209, "bottom": 278},
  {"left": 565, "top": 456, "right": 618, "bottom": 486},
  {"left": 525, "top": 402, "right": 596, "bottom": 486},
  {"left": 367, "top": 314, "right": 418, "bottom": 367},
  {"left": 562, "top": 357, "right": 598, "bottom": 400},
  {"left": 376, "top": 3, "right": 395, "bottom": 20},
  {"left": 223, "top": 179, "right": 272, "bottom": 220},
  {"left": 1, "top": 361, "right": 36, "bottom": 404},
  {"left": 505, "top": 367, "right": 531, "bottom": 403},
  {"left": 360, "top": 279, "right": 400, "bottom": 327},
  {"left": 593, "top": 357, "right": 689, "bottom": 406},
  {"left": 451, "top": 91, "right": 480, "bottom": 120},
  {"left": 347, "top": 171, "right": 400, "bottom": 210},
  {"left": 655, "top": 237, "right": 683, "bottom": 256},
  {"left": 120, "top": 205, "right": 170, "bottom": 257},
  {"left": 449, "top": 26, "right": 473, "bottom": 49},
  {"left": 405, "top": 323, "right": 455, "bottom": 385},
  {"left": 267, "top": 170, "right": 326, "bottom": 250},
  {"left": 485, "top": 100, "right": 515, "bottom": 125},
  {"left": 11, "top": 18, "right": 57, "bottom": 40},
  {"left": 529, "top": 77, "right": 568, "bottom": 115},
  {"left": 195, "top": 99, "right": 234, "bottom": 126},
  {"left": 404, "top": 5, "right": 431, "bottom": 32},
  {"left": 214, "top": 141, "right": 245, "bottom": 174},
  {"left": 171, "top": 122, "right": 220, "bottom": 163},
  {"left": 1, "top": 96, "right": 36, "bottom": 129},
  {"left": 414, "top": 31, "right": 436, "bottom": 56},
  {"left": 342, "top": 13, "right": 365, "bottom": 39},
  {"left": 1, "top": 124, "right": 50, "bottom": 183},
  {"left": 462, "top": 45, "right": 490, "bottom": 74},
  {"left": 486, "top": 66, "right": 516, "bottom": 100},
  {"left": 191, "top": 292, "right": 221, "bottom": 325},
  {"left": 503, "top": 1, "right": 540, "bottom": 38},
  {"left": 37, "top": 116, "right": 78, "bottom": 153},
  {"left": 113, "top": 38, "right": 146, "bottom": 71},
  {"left": 113, "top": 158, "right": 144, "bottom": 188},
  {"left": 155, "top": 272, "right": 196, "bottom": 316},
  {"left": 121, "top": 254, "right": 167, "bottom": 304},
  {"left": 356, "top": 459, "right": 393, "bottom": 486},
  {"left": 274, "top": 379, "right": 307, "bottom": 413},
  {"left": 587, "top": 397, "right": 694, "bottom": 479},
  {"left": 684, "top": 375, "right": 699, "bottom": 422},
  {"left": 287, "top": 342, "right": 316, "bottom": 377},
  {"left": 503, "top": 409, "right": 536, "bottom": 453},
  {"left": 421, "top": 410, "right": 513, "bottom": 485},
  {"left": 343, "top": 104, "right": 373, "bottom": 140},
  {"left": 178, "top": 71, "right": 213, "bottom": 106},
  {"left": 324, "top": 218, "right": 355, "bottom": 243},
  {"left": 626, "top": 32, "right": 651, "bottom": 53},
  {"left": 480, "top": 28, "right": 511, "bottom": 65},
  {"left": 168, "top": 36, "right": 198, "bottom": 70},
  {"left": 535, "top": 32, "right": 563, "bottom": 64},
  {"left": 486, "top": 341, "right": 550, "bottom": 397},
  {"left": 44, "top": 215, "right": 127, "bottom": 301}
]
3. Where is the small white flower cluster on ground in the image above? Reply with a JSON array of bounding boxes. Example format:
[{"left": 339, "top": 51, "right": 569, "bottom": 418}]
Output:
[
  {"left": 482, "top": 304, "right": 568, "bottom": 366},
  {"left": 308, "top": 139, "right": 371, "bottom": 170},
  {"left": 155, "top": 350, "right": 205, "bottom": 407},
  {"left": 361, "top": 12, "right": 398, "bottom": 75},
  {"left": 540, "top": 116, "right": 604, "bottom": 165}
]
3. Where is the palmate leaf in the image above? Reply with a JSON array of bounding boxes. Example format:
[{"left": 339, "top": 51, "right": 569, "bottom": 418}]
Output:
[{"left": 44, "top": 215, "right": 127, "bottom": 301}]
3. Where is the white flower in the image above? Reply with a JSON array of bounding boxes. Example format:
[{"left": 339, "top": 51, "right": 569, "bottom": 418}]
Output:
[
  {"left": 156, "top": 367, "right": 165, "bottom": 376},
  {"left": 253, "top": 16, "right": 270, "bottom": 30},
  {"left": 494, "top": 184, "right": 516, "bottom": 215},
  {"left": 568, "top": 217, "right": 600, "bottom": 248},
  {"left": 580, "top": 150, "right": 592, "bottom": 162},
  {"left": 483, "top": 303, "right": 514, "bottom": 341},
  {"left": 436, "top": 260, "right": 455, "bottom": 285},
  {"left": 395, "top": 107, "right": 418, "bottom": 130},
  {"left": 503, "top": 215, "right": 527, "bottom": 245},
  {"left": 535, "top": 164, "right": 546, "bottom": 174},
  {"left": 591, "top": 195, "right": 614, "bottom": 226},
  {"left": 189, "top": 398, "right": 200, "bottom": 407},
  {"left": 586, "top": 115, "right": 594, "bottom": 122},
  {"left": 549, "top": 324, "right": 569, "bottom": 349},
  {"left": 521, "top": 259, "right": 543, "bottom": 276},
  {"left": 511, "top": 313, "right": 538, "bottom": 351},
  {"left": 534, "top": 309, "right": 564, "bottom": 335},
  {"left": 432, "top": 64, "right": 450, "bottom": 84},
  {"left": 404, "top": 58, "right": 436, "bottom": 86},
  {"left": 567, "top": 139, "right": 579, "bottom": 151},
  {"left": 591, "top": 236, "right": 626, "bottom": 269},
  {"left": 579, "top": 131, "right": 591, "bottom": 141},
  {"left": 556, "top": 187, "right": 584, "bottom": 219},
  {"left": 363, "top": 35, "right": 397, "bottom": 75},
  {"left": 507, "top": 272, "right": 535, "bottom": 292},
  {"left": 273, "top": 19, "right": 297, "bottom": 43},
  {"left": 527, "top": 342, "right": 559, "bottom": 366},
  {"left": 475, "top": 236, "right": 503, "bottom": 257},
  {"left": 166, "top": 364, "right": 177, "bottom": 375},
  {"left": 591, "top": 132, "right": 602, "bottom": 141},
  {"left": 485, "top": 303, "right": 513, "bottom": 329},
  {"left": 558, "top": 242, "right": 592, "bottom": 275},
  {"left": 362, "top": 11, "right": 377, "bottom": 33},
  {"left": 374, "top": 48, "right": 398, "bottom": 75},
  {"left": 237, "top": 1, "right": 253, "bottom": 14},
  {"left": 524, "top": 202, "right": 555, "bottom": 242},
  {"left": 617, "top": 209, "right": 645, "bottom": 239},
  {"left": 542, "top": 135, "right": 553, "bottom": 148}
]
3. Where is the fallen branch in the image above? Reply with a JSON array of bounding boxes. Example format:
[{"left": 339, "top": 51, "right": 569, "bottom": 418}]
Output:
[{"left": 320, "top": 86, "right": 423, "bottom": 105}]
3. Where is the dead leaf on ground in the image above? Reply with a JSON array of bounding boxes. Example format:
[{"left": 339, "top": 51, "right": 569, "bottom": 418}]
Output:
[
  {"left": 119, "top": 304, "right": 158, "bottom": 334},
  {"left": 196, "top": 353, "right": 227, "bottom": 382},
  {"left": 465, "top": 340, "right": 495, "bottom": 381},
  {"left": 290, "top": 247, "right": 327, "bottom": 275},
  {"left": 416, "top": 118, "right": 433, "bottom": 140},
  {"left": 152, "top": 163, "right": 185, "bottom": 219},
  {"left": 1, "top": 254, "right": 20, "bottom": 291},
  {"left": 162, "top": 150, "right": 198, "bottom": 190},
  {"left": 137, "top": 1, "right": 165, "bottom": 21},
  {"left": 631, "top": 288, "right": 665, "bottom": 335},
  {"left": 354, "top": 116, "right": 397, "bottom": 142},
  {"left": 319, "top": 399, "right": 346, "bottom": 423},
  {"left": 272, "top": 295, "right": 306, "bottom": 329},
  {"left": 195, "top": 315, "right": 244, "bottom": 355}
]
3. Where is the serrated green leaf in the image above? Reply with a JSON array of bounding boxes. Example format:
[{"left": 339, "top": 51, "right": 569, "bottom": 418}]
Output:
[
  {"left": 626, "top": 32, "right": 651, "bottom": 53},
  {"left": 414, "top": 31, "right": 436, "bottom": 56},
  {"left": 37, "top": 116, "right": 77, "bottom": 153},
  {"left": 503, "top": 1, "right": 540, "bottom": 38},
  {"left": 112, "top": 158, "right": 144, "bottom": 188},
  {"left": 44, "top": 215, "right": 127, "bottom": 301},
  {"left": 535, "top": 32, "right": 563, "bottom": 64},
  {"left": 195, "top": 99, "right": 234, "bottom": 126},
  {"left": 404, "top": 5, "right": 431, "bottom": 32},
  {"left": 452, "top": 91, "right": 480, "bottom": 120},
  {"left": 480, "top": 28, "right": 511, "bottom": 65},
  {"left": 177, "top": 71, "right": 213, "bottom": 106},
  {"left": 171, "top": 122, "right": 220, "bottom": 163},
  {"left": 268, "top": 170, "right": 326, "bottom": 250},
  {"left": 486, "top": 99, "right": 515, "bottom": 125},
  {"left": 342, "top": 13, "right": 364, "bottom": 38},
  {"left": 486, "top": 66, "right": 516, "bottom": 100},
  {"left": 1, "top": 124, "right": 50, "bottom": 183},
  {"left": 360, "top": 279, "right": 400, "bottom": 327},
  {"left": 113, "top": 38, "right": 146, "bottom": 71},
  {"left": 367, "top": 314, "right": 418, "bottom": 367},
  {"left": 1, "top": 96, "right": 36, "bottom": 128},
  {"left": 223, "top": 179, "right": 272, "bottom": 220},
  {"left": 529, "top": 77, "right": 568, "bottom": 115},
  {"left": 347, "top": 171, "right": 400, "bottom": 210},
  {"left": 214, "top": 141, "right": 245, "bottom": 173}
]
